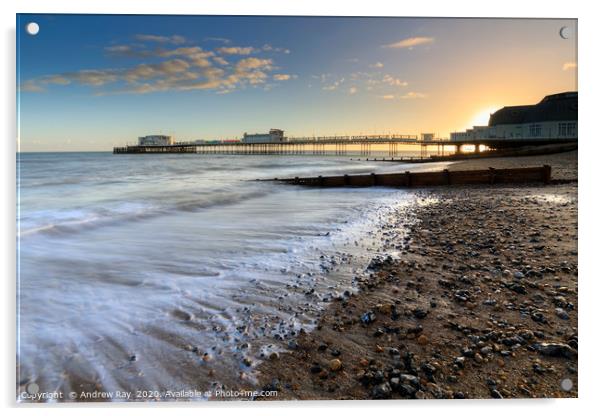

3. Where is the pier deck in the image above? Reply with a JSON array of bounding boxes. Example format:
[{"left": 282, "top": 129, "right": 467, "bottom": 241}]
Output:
[{"left": 113, "top": 137, "right": 577, "bottom": 156}]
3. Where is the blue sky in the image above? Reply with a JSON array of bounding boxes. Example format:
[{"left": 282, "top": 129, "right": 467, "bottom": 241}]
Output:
[{"left": 17, "top": 14, "right": 577, "bottom": 151}]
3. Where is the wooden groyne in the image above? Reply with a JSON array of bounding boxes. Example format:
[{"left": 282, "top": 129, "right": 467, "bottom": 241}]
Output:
[{"left": 270, "top": 165, "right": 552, "bottom": 188}]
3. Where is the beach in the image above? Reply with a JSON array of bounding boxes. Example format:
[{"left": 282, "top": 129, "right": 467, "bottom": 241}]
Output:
[
  {"left": 16, "top": 151, "right": 577, "bottom": 401},
  {"left": 256, "top": 150, "right": 578, "bottom": 399}
]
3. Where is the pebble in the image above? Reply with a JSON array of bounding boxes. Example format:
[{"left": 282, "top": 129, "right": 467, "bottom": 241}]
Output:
[
  {"left": 329, "top": 358, "right": 343, "bottom": 371},
  {"left": 533, "top": 342, "right": 577, "bottom": 359},
  {"left": 361, "top": 311, "right": 376, "bottom": 324},
  {"left": 371, "top": 382, "right": 392, "bottom": 399},
  {"left": 412, "top": 308, "right": 428, "bottom": 319},
  {"left": 555, "top": 308, "right": 569, "bottom": 320},
  {"left": 454, "top": 356, "right": 466, "bottom": 368},
  {"left": 310, "top": 363, "right": 322, "bottom": 374}
]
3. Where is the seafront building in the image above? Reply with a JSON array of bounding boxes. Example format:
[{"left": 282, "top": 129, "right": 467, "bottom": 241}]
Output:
[
  {"left": 242, "top": 129, "right": 286, "bottom": 144},
  {"left": 138, "top": 135, "right": 174, "bottom": 146},
  {"left": 451, "top": 91, "right": 577, "bottom": 142}
]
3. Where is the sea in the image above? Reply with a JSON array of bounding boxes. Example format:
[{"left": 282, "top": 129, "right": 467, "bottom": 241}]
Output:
[{"left": 16, "top": 151, "right": 448, "bottom": 400}]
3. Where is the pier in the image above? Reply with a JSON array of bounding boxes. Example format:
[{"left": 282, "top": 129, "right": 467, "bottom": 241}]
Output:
[{"left": 113, "top": 136, "right": 577, "bottom": 156}]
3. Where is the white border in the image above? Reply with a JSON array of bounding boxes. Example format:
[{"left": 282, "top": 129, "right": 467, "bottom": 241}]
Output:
[{"left": 3, "top": 1, "right": 600, "bottom": 415}]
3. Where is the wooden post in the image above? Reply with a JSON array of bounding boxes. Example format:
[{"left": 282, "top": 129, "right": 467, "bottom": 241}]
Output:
[
  {"left": 318, "top": 175, "right": 324, "bottom": 186},
  {"left": 543, "top": 165, "right": 552, "bottom": 184},
  {"left": 371, "top": 173, "right": 376, "bottom": 186},
  {"left": 344, "top": 174, "right": 350, "bottom": 186},
  {"left": 444, "top": 169, "right": 451, "bottom": 185},
  {"left": 489, "top": 167, "right": 496, "bottom": 184},
  {"left": 405, "top": 171, "right": 412, "bottom": 187}
]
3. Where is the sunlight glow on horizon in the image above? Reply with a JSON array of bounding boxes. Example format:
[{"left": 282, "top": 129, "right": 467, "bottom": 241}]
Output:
[
  {"left": 468, "top": 107, "right": 501, "bottom": 129},
  {"left": 17, "top": 15, "right": 577, "bottom": 151}
]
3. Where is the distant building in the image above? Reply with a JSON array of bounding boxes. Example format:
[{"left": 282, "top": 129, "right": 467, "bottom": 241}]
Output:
[
  {"left": 138, "top": 135, "right": 174, "bottom": 146},
  {"left": 420, "top": 133, "right": 435, "bottom": 141},
  {"left": 242, "top": 129, "right": 285, "bottom": 144},
  {"left": 450, "top": 92, "right": 577, "bottom": 141}
]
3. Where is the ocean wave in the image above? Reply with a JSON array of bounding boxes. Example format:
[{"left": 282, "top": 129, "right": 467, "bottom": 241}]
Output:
[{"left": 18, "top": 189, "right": 273, "bottom": 238}]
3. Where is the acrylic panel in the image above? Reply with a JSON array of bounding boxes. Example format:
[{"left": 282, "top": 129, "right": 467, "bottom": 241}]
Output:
[{"left": 16, "top": 14, "right": 578, "bottom": 402}]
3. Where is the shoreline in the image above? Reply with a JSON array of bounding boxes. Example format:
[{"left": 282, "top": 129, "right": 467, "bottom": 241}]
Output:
[{"left": 255, "top": 151, "right": 577, "bottom": 400}]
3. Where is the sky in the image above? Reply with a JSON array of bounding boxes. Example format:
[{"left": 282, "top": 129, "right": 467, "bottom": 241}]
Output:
[{"left": 17, "top": 14, "right": 577, "bottom": 151}]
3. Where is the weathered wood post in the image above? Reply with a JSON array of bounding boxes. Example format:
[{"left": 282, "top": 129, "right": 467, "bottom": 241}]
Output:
[
  {"left": 542, "top": 165, "right": 552, "bottom": 184},
  {"left": 444, "top": 169, "right": 451, "bottom": 185},
  {"left": 489, "top": 167, "right": 496, "bottom": 184},
  {"left": 370, "top": 173, "right": 376, "bottom": 186},
  {"left": 344, "top": 174, "right": 350, "bottom": 186},
  {"left": 318, "top": 175, "right": 324, "bottom": 186},
  {"left": 405, "top": 171, "right": 412, "bottom": 187}
]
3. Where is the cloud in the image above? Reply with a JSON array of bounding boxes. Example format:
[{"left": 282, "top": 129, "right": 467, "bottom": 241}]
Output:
[
  {"left": 21, "top": 35, "right": 292, "bottom": 95},
  {"left": 135, "top": 34, "right": 187, "bottom": 45},
  {"left": 159, "top": 47, "right": 213, "bottom": 58},
  {"left": 348, "top": 86, "right": 358, "bottom": 95},
  {"left": 383, "top": 36, "right": 434, "bottom": 49},
  {"left": 235, "top": 57, "right": 272, "bottom": 71},
  {"left": 42, "top": 75, "right": 72, "bottom": 86},
  {"left": 370, "top": 62, "right": 384, "bottom": 68},
  {"left": 19, "top": 80, "right": 45, "bottom": 92},
  {"left": 217, "top": 46, "right": 255, "bottom": 55},
  {"left": 322, "top": 78, "right": 345, "bottom": 91},
  {"left": 204, "top": 37, "right": 231, "bottom": 44},
  {"left": 563, "top": 61, "right": 577, "bottom": 71},
  {"left": 382, "top": 74, "right": 408, "bottom": 87},
  {"left": 105, "top": 45, "right": 133, "bottom": 54},
  {"left": 262, "top": 44, "right": 291, "bottom": 54},
  {"left": 400, "top": 91, "right": 427, "bottom": 99},
  {"left": 213, "top": 56, "right": 229, "bottom": 65},
  {"left": 155, "top": 47, "right": 215, "bottom": 68},
  {"left": 65, "top": 69, "right": 120, "bottom": 86},
  {"left": 124, "top": 59, "right": 191, "bottom": 81},
  {"left": 381, "top": 94, "right": 395, "bottom": 100}
]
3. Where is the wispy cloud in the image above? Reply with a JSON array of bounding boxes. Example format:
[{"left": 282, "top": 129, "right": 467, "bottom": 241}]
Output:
[
  {"left": 382, "top": 74, "right": 408, "bottom": 87},
  {"left": 400, "top": 91, "right": 427, "bottom": 99},
  {"left": 383, "top": 36, "right": 434, "bottom": 49},
  {"left": 135, "top": 34, "right": 187, "bottom": 45},
  {"left": 217, "top": 46, "right": 255, "bottom": 55},
  {"left": 235, "top": 57, "right": 272, "bottom": 70},
  {"left": 204, "top": 37, "right": 231, "bottom": 44},
  {"left": 20, "top": 36, "right": 294, "bottom": 95},
  {"left": 273, "top": 74, "right": 296, "bottom": 81},
  {"left": 213, "top": 56, "right": 229, "bottom": 66},
  {"left": 370, "top": 62, "right": 384, "bottom": 68},
  {"left": 379, "top": 92, "right": 427, "bottom": 100},
  {"left": 563, "top": 61, "right": 577, "bottom": 71},
  {"left": 105, "top": 45, "right": 133, "bottom": 54},
  {"left": 316, "top": 69, "right": 410, "bottom": 96},
  {"left": 262, "top": 44, "right": 291, "bottom": 54},
  {"left": 322, "top": 77, "right": 345, "bottom": 91}
]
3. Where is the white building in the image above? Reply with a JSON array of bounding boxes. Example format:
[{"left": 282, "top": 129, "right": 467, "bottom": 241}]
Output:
[
  {"left": 451, "top": 92, "right": 577, "bottom": 142},
  {"left": 242, "top": 129, "right": 285, "bottom": 144},
  {"left": 420, "top": 133, "right": 435, "bottom": 141},
  {"left": 138, "top": 135, "right": 174, "bottom": 146}
]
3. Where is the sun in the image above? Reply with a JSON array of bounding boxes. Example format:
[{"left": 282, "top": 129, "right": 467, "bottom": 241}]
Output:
[{"left": 469, "top": 107, "right": 499, "bottom": 128}]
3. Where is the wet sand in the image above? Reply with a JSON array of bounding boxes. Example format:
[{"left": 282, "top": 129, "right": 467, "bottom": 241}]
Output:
[{"left": 256, "top": 150, "right": 578, "bottom": 400}]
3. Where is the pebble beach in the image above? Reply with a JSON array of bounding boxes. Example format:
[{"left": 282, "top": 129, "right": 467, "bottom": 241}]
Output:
[{"left": 255, "top": 150, "right": 578, "bottom": 400}]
